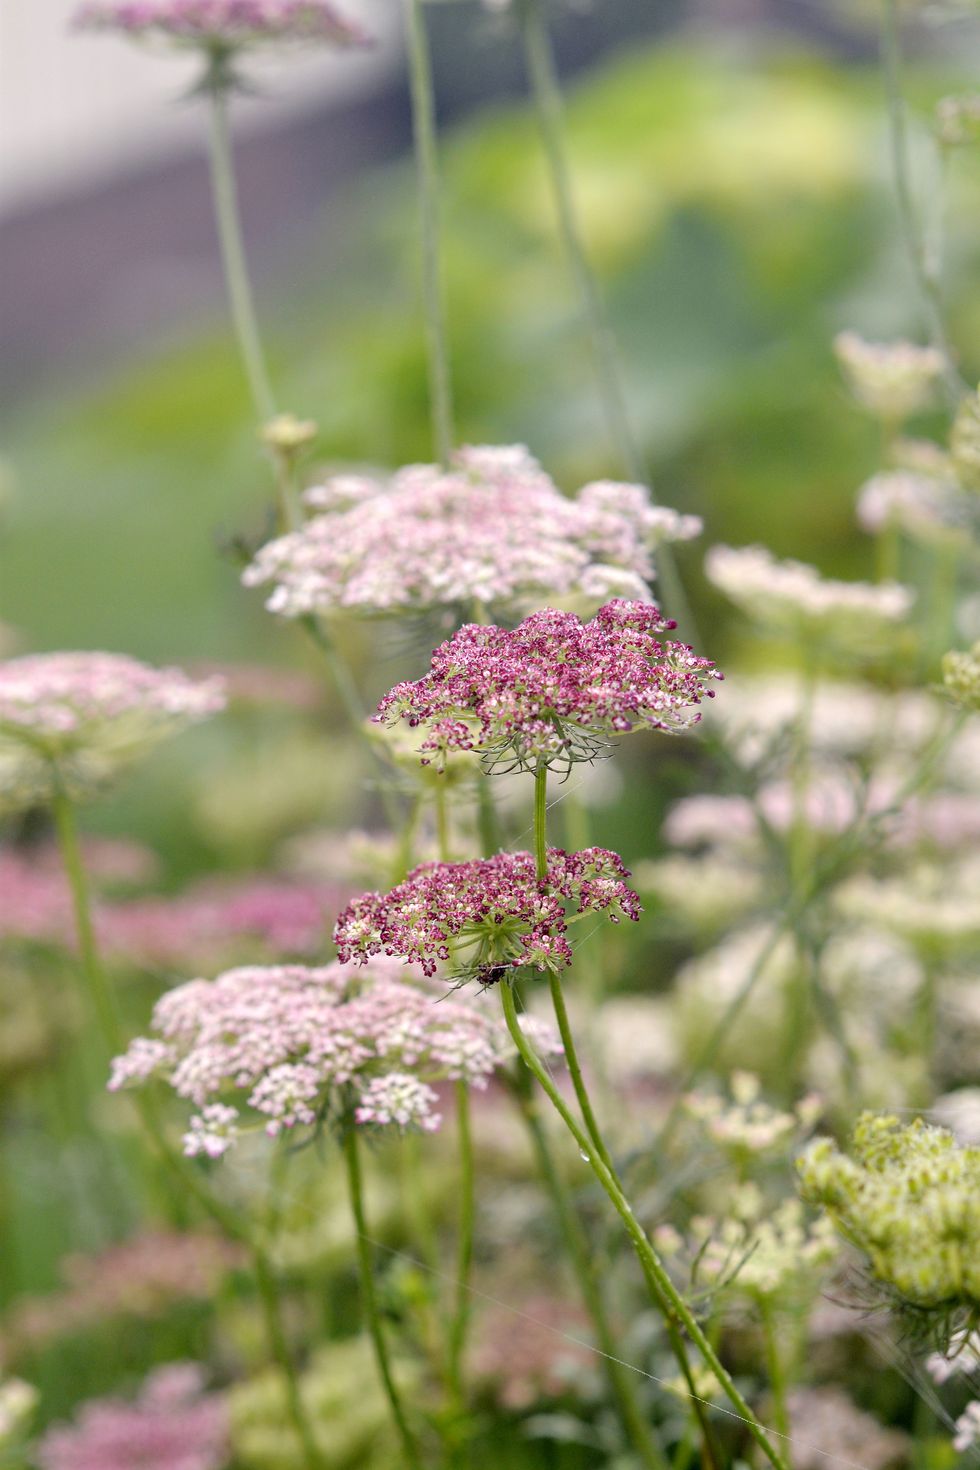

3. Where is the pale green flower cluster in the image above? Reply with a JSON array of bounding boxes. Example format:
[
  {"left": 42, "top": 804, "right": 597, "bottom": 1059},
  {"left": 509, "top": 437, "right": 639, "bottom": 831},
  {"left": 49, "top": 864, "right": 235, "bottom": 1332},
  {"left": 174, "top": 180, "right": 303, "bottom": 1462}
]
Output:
[
  {"left": 798, "top": 1114, "right": 980, "bottom": 1313},
  {"left": 943, "top": 639, "right": 980, "bottom": 712},
  {"left": 687, "top": 1186, "right": 838, "bottom": 1301},
  {"left": 683, "top": 1071, "right": 822, "bottom": 1160}
]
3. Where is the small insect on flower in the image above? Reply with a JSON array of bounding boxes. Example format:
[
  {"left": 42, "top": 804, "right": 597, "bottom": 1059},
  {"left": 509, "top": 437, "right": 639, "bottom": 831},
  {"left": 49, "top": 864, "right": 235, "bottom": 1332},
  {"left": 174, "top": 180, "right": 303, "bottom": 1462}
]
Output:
[{"left": 375, "top": 600, "right": 722, "bottom": 776}]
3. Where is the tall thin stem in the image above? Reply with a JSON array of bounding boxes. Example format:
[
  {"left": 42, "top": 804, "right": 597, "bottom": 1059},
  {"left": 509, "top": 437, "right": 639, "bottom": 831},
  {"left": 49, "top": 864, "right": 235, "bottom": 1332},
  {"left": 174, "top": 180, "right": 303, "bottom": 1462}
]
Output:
[
  {"left": 533, "top": 761, "right": 549, "bottom": 880},
  {"left": 760, "top": 1301, "right": 791, "bottom": 1452},
  {"left": 343, "top": 1127, "right": 424, "bottom": 1468},
  {"left": 879, "top": 0, "right": 962, "bottom": 394},
  {"left": 448, "top": 1080, "right": 475, "bottom": 1402},
  {"left": 205, "top": 78, "right": 277, "bottom": 425},
  {"left": 517, "top": 0, "right": 695, "bottom": 635},
  {"left": 547, "top": 969, "right": 616, "bottom": 1178},
  {"left": 51, "top": 788, "right": 325, "bottom": 1470},
  {"left": 405, "top": 0, "right": 454, "bottom": 466},
  {"left": 499, "top": 984, "right": 789, "bottom": 1470}
]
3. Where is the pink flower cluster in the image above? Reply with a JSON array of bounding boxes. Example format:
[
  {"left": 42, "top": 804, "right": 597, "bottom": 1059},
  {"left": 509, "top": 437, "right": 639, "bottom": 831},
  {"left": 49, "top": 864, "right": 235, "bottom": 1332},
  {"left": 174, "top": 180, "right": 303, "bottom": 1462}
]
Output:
[
  {"left": 2, "top": 1230, "right": 244, "bottom": 1355},
  {"left": 109, "top": 958, "right": 535, "bottom": 1150},
  {"left": 376, "top": 600, "right": 721, "bottom": 772},
  {"left": 74, "top": 0, "right": 368, "bottom": 47},
  {"left": 243, "top": 445, "right": 701, "bottom": 619},
  {"left": 0, "top": 652, "right": 224, "bottom": 809},
  {"left": 37, "top": 1363, "right": 228, "bottom": 1470},
  {"left": 334, "top": 847, "right": 641, "bottom": 979}
]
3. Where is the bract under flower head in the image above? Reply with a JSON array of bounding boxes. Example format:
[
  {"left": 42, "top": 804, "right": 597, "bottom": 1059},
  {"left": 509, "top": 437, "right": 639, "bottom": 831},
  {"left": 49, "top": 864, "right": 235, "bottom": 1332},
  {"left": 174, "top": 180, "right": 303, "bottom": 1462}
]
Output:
[
  {"left": 705, "top": 544, "right": 913, "bottom": 655},
  {"left": 333, "top": 847, "right": 641, "bottom": 980},
  {"left": 242, "top": 444, "right": 700, "bottom": 621},
  {"left": 109, "top": 958, "right": 547, "bottom": 1152},
  {"left": 834, "top": 331, "right": 944, "bottom": 422},
  {"left": 375, "top": 600, "right": 721, "bottom": 774},
  {"left": 0, "top": 652, "right": 225, "bottom": 812},
  {"left": 73, "top": 0, "right": 368, "bottom": 49}
]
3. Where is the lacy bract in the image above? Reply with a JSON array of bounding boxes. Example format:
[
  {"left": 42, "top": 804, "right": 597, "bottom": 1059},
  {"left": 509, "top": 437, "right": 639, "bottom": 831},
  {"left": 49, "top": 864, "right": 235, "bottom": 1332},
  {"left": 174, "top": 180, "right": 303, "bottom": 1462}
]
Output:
[{"left": 376, "top": 600, "right": 721, "bottom": 774}]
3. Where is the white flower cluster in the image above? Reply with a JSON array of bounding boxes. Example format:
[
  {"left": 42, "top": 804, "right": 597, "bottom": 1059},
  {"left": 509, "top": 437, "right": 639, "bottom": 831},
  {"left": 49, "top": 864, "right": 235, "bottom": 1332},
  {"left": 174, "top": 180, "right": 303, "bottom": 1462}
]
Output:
[
  {"left": 243, "top": 444, "right": 701, "bottom": 620},
  {"left": 856, "top": 470, "right": 971, "bottom": 546},
  {"left": 704, "top": 544, "right": 913, "bottom": 654},
  {"left": 683, "top": 1071, "right": 821, "bottom": 1157},
  {"left": 687, "top": 1187, "right": 838, "bottom": 1300},
  {"left": 834, "top": 331, "right": 944, "bottom": 422}
]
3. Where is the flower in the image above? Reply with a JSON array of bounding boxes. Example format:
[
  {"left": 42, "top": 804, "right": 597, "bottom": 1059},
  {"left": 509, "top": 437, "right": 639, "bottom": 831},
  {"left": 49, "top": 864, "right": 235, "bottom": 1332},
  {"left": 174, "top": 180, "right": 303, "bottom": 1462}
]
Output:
[
  {"left": 0, "top": 1377, "right": 37, "bottom": 1449},
  {"left": 784, "top": 1388, "right": 909, "bottom": 1470},
  {"left": 954, "top": 1402, "right": 980, "bottom": 1454},
  {"left": 942, "top": 639, "right": 980, "bottom": 711},
  {"left": 375, "top": 601, "right": 721, "bottom": 774},
  {"left": 833, "top": 331, "right": 944, "bottom": 421},
  {"left": 684, "top": 1195, "right": 838, "bottom": 1301},
  {"left": 683, "top": 1072, "right": 821, "bottom": 1157},
  {"left": 705, "top": 544, "right": 913, "bottom": 653},
  {"left": 243, "top": 444, "right": 699, "bottom": 620},
  {"left": 926, "top": 1327, "right": 980, "bottom": 1384},
  {"left": 109, "top": 958, "right": 542, "bottom": 1152},
  {"left": 36, "top": 1364, "right": 228, "bottom": 1470},
  {"left": 73, "top": 0, "right": 368, "bottom": 49},
  {"left": 333, "top": 847, "right": 641, "bottom": 980},
  {"left": 856, "top": 470, "right": 971, "bottom": 545},
  {"left": 936, "top": 93, "right": 980, "bottom": 147},
  {"left": 798, "top": 1113, "right": 980, "bottom": 1314},
  {"left": 0, "top": 652, "right": 224, "bottom": 812}
]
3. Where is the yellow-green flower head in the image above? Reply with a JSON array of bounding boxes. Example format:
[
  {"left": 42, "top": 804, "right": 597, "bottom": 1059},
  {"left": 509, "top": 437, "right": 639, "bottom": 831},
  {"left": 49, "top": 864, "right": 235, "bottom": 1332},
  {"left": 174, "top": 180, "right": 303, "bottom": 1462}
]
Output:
[
  {"left": 943, "top": 640, "right": 980, "bottom": 712},
  {"left": 798, "top": 1113, "right": 980, "bottom": 1315}
]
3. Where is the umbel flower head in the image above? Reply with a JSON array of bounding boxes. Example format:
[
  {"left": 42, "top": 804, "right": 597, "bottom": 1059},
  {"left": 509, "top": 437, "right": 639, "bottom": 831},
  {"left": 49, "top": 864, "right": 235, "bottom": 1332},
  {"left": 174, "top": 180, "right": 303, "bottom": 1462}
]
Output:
[
  {"left": 705, "top": 544, "right": 913, "bottom": 655},
  {"left": 0, "top": 652, "right": 225, "bottom": 813},
  {"left": 833, "top": 331, "right": 944, "bottom": 422},
  {"left": 334, "top": 847, "right": 641, "bottom": 981},
  {"left": 73, "top": 0, "right": 369, "bottom": 50},
  {"left": 242, "top": 444, "right": 701, "bottom": 621},
  {"left": 37, "top": 1363, "right": 227, "bottom": 1470},
  {"left": 109, "top": 958, "right": 556, "bottom": 1152},
  {"left": 375, "top": 600, "right": 721, "bottom": 774},
  {"left": 798, "top": 1113, "right": 980, "bottom": 1320},
  {"left": 943, "top": 639, "right": 980, "bottom": 711}
]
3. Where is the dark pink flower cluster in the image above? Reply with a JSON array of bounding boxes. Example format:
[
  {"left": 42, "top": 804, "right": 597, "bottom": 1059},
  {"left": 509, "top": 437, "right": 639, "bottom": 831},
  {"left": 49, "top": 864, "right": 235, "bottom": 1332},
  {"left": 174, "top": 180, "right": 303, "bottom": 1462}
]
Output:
[
  {"left": 334, "top": 847, "right": 641, "bottom": 980},
  {"left": 109, "top": 958, "right": 533, "bottom": 1150},
  {"left": 37, "top": 1363, "right": 228, "bottom": 1470},
  {"left": 376, "top": 600, "right": 722, "bottom": 773},
  {"left": 74, "top": 0, "right": 368, "bottom": 48}
]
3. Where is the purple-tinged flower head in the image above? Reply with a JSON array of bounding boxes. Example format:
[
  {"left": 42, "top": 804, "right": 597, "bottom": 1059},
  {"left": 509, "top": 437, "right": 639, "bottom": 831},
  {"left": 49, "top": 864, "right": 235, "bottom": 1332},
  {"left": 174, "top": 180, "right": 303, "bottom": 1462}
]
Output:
[
  {"left": 375, "top": 600, "right": 721, "bottom": 774},
  {"left": 73, "top": 0, "right": 369, "bottom": 51},
  {"left": 0, "top": 652, "right": 224, "bottom": 812},
  {"left": 108, "top": 957, "right": 537, "bottom": 1151},
  {"left": 36, "top": 1363, "right": 227, "bottom": 1470},
  {"left": 334, "top": 847, "right": 641, "bottom": 982},
  {"left": 243, "top": 444, "right": 700, "bottom": 621}
]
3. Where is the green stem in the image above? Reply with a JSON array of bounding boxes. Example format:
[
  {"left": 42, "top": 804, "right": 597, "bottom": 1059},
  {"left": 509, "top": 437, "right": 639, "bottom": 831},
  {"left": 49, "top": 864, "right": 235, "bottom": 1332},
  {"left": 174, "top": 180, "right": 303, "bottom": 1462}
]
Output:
[
  {"left": 879, "top": 0, "right": 962, "bottom": 394},
  {"left": 299, "top": 613, "right": 402, "bottom": 830},
  {"left": 476, "top": 779, "right": 501, "bottom": 858},
  {"left": 435, "top": 780, "right": 452, "bottom": 861},
  {"left": 405, "top": 0, "right": 454, "bottom": 466},
  {"left": 52, "top": 789, "right": 325, "bottom": 1470},
  {"left": 343, "top": 1127, "right": 424, "bottom": 1468},
  {"left": 547, "top": 969, "right": 616, "bottom": 1179},
  {"left": 500, "top": 984, "right": 789, "bottom": 1470},
  {"left": 760, "top": 1301, "right": 791, "bottom": 1453},
  {"left": 517, "top": 0, "right": 696, "bottom": 636},
  {"left": 533, "top": 761, "right": 549, "bottom": 881},
  {"left": 205, "top": 78, "right": 277, "bottom": 425},
  {"left": 508, "top": 1072, "right": 670, "bottom": 1470},
  {"left": 448, "top": 1081, "right": 475, "bottom": 1403}
]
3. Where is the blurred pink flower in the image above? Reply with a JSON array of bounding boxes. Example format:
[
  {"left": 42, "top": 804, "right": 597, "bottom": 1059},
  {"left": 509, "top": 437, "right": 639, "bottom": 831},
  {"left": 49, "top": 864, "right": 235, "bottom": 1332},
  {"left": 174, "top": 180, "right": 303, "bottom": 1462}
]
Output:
[{"left": 74, "top": 0, "right": 368, "bottom": 48}]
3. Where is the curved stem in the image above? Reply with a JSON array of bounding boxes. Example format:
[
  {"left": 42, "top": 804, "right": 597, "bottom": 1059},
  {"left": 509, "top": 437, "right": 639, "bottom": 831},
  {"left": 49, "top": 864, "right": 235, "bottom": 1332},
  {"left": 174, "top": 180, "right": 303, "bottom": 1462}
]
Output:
[
  {"left": 343, "top": 1127, "right": 424, "bottom": 1468},
  {"left": 517, "top": 0, "right": 696, "bottom": 636},
  {"left": 508, "top": 1072, "right": 669, "bottom": 1470},
  {"left": 52, "top": 789, "right": 325, "bottom": 1469},
  {"left": 405, "top": 0, "right": 454, "bottom": 466},
  {"left": 448, "top": 1080, "right": 475, "bottom": 1403},
  {"left": 547, "top": 969, "right": 616, "bottom": 1178},
  {"left": 500, "top": 983, "right": 789, "bottom": 1470},
  {"left": 205, "top": 80, "right": 277, "bottom": 425}
]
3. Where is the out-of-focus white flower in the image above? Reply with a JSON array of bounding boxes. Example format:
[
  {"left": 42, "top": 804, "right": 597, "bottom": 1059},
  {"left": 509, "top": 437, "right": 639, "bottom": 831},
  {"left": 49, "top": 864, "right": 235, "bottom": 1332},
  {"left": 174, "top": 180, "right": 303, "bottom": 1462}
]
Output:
[{"left": 834, "top": 331, "right": 944, "bottom": 421}]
